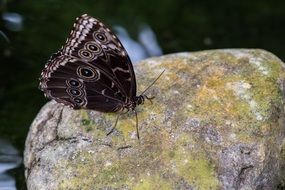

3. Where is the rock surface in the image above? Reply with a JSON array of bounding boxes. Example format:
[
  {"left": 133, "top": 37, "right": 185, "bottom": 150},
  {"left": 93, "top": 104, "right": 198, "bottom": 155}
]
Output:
[{"left": 25, "top": 49, "right": 285, "bottom": 190}]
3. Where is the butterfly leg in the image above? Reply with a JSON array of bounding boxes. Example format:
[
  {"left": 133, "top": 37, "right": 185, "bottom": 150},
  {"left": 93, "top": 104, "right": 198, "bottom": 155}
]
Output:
[
  {"left": 106, "top": 113, "right": 121, "bottom": 136},
  {"left": 107, "top": 107, "right": 130, "bottom": 136},
  {"left": 134, "top": 109, "right": 140, "bottom": 140}
]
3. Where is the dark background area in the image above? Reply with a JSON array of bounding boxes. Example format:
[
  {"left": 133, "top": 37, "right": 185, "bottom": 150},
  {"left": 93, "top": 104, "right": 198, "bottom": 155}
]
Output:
[{"left": 1, "top": 0, "right": 285, "bottom": 189}]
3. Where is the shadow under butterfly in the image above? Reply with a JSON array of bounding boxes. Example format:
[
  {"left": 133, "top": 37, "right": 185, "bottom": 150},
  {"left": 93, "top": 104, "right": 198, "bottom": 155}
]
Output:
[{"left": 39, "top": 14, "right": 164, "bottom": 139}]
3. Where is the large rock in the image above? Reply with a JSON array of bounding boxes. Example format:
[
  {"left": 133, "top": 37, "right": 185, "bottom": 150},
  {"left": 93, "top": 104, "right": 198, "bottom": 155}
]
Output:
[{"left": 24, "top": 49, "right": 285, "bottom": 190}]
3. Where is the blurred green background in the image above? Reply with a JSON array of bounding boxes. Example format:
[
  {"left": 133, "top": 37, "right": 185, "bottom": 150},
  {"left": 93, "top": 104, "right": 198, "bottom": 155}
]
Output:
[{"left": 1, "top": 0, "right": 285, "bottom": 189}]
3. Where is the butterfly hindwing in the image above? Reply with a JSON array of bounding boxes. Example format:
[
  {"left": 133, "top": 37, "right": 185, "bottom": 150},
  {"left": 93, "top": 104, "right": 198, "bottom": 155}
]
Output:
[{"left": 40, "top": 54, "right": 126, "bottom": 112}]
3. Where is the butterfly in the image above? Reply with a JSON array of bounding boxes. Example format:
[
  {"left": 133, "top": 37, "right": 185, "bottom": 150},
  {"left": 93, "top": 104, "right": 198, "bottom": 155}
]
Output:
[{"left": 39, "top": 14, "right": 163, "bottom": 138}]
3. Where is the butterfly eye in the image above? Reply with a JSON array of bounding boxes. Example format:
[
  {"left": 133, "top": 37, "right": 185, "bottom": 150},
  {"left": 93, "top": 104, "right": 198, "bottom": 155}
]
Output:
[
  {"left": 73, "top": 97, "right": 83, "bottom": 104},
  {"left": 82, "top": 51, "right": 90, "bottom": 57},
  {"left": 83, "top": 51, "right": 90, "bottom": 56},
  {"left": 94, "top": 32, "right": 107, "bottom": 42},
  {"left": 86, "top": 43, "right": 100, "bottom": 52},
  {"left": 78, "top": 49, "right": 93, "bottom": 59},
  {"left": 68, "top": 79, "right": 80, "bottom": 87},
  {"left": 80, "top": 68, "right": 93, "bottom": 77},
  {"left": 77, "top": 66, "right": 100, "bottom": 80},
  {"left": 97, "top": 34, "right": 105, "bottom": 40},
  {"left": 69, "top": 89, "right": 81, "bottom": 96}
]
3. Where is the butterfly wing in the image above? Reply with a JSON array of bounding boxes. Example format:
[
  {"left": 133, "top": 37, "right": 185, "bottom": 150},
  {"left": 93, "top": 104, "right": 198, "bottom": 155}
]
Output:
[
  {"left": 62, "top": 14, "right": 136, "bottom": 98},
  {"left": 39, "top": 14, "right": 136, "bottom": 112}
]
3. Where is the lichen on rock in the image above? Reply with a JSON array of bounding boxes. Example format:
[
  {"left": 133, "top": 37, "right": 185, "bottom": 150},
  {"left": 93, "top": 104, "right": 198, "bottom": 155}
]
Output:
[{"left": 24, "top": 49, "right": 285, "bottom": 190}]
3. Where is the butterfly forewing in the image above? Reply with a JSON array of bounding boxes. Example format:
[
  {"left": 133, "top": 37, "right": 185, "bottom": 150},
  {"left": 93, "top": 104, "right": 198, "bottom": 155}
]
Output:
[
  {"left": 62, "top": 14, "right": 136, "bottom": 98},
  {"left": 39, "top": 14, "right": 137, "bottom": 112}
]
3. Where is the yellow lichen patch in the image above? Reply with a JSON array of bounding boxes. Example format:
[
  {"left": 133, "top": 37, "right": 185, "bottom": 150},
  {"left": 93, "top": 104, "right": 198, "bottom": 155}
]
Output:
[
  {"left": 116, "top": 115, "right": 137, "bottom": 138},
  {"left": 193, "top": 69, "right": 251, "bottom": 124},
  {"left": 58, "top": 149, "right": 130, "bottom": 189},
  {"left": 245, "top": 71, "right": 282, "bottom": 121},
  {"left": 244, "top": 56, "right": 283, "bottom": 114},
  {"left": 260, "top": 123, "right": 274, "bottom": 136},
  {"left": 159, "top": 60, "right": 188, "bottom": 79},
  {"left": 132, "top": 174, "right": 172, "bottom": 190},
  {"left": 235, "top": 130, "right": 260, "bottom": 143},
  {"left": 57, "top": 152, "right": 98, "bottom": 189},
  {"left": 93, "top": 164, "right": 127, "bottom": 187},
  {"left": 167, "top": 133, "right": 220, "bottom": 189},
  {"left": 162, "top": 59, "right": 188, "bottom": 71},
  {"left": 99, "top": 112, "right": 137, "bottom": 142}
]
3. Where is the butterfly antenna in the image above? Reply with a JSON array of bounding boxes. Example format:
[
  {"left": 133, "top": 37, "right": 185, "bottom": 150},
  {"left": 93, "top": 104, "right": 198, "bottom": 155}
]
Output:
[
  {"left": 107, "top": 114, "right": 120, "bottom": 136},
  {"left": 141, "top": 70, "right": 165, "bottom": 95}
]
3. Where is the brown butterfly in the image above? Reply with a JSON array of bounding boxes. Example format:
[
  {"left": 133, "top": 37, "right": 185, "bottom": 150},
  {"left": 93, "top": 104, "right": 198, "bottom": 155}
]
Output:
[{"left": 39, "top": 14, "right": 163, "bottom": 138}]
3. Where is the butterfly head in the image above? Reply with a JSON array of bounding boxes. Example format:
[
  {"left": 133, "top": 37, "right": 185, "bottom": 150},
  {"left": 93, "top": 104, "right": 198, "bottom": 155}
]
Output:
[
  {"left": 135, "top": 95, "right": 144, "bottom": 105},
  {"left": 121, "top": 95, "right": 144, "bottom": 111}
]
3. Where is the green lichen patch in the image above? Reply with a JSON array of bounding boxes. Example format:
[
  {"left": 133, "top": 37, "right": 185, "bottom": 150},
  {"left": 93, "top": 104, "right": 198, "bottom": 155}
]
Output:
[
  {"left": 79, "top": 110, "right": 94, "bottom": 132},
  {"left": 57, "top": 148, "right": 129, "bottom": 189},
  {"left": 132, "top": 174, "right": 173, "bottom": 190},
  {"left": 81, "top": 119, "right": 91, "bottom": 126},
  {"left": 168, "top": 133, "right": 220, "bottom": 189}
]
